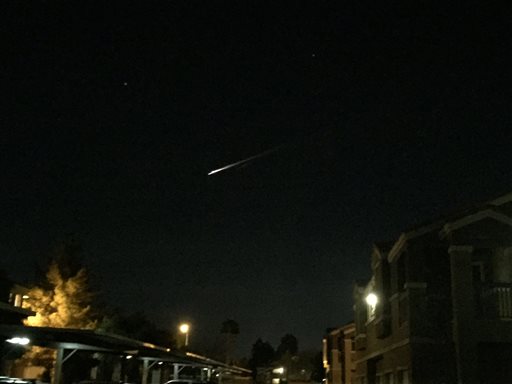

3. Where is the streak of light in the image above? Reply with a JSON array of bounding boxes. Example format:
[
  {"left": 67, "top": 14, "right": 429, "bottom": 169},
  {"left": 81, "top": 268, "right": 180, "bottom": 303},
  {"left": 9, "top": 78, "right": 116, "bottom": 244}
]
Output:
[{"left": 208, "top": 146, "right": 280, "bottom": 176}]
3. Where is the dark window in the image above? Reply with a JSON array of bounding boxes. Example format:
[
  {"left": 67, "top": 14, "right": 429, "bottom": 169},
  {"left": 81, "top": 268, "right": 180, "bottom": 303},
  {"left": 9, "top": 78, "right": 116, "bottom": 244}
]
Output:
[
  {"left": 472, "top": 263, "right": 484, "bottom": 283},
  {"left": 398, "top": 294, "right": 408, "bottom": 326}
]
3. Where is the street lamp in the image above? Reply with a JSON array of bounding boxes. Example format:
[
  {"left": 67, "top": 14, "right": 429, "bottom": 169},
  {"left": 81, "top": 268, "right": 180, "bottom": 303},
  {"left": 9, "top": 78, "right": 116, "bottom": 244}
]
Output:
[{"left": 179, "top": 323, "right": 190, "bottom": 347}]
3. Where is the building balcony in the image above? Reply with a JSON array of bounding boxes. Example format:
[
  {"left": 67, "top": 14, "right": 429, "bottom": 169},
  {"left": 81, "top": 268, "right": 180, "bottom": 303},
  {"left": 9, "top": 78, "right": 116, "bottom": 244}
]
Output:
[{"left": 480, "top": 282, "right": 512, "bottom": 319}]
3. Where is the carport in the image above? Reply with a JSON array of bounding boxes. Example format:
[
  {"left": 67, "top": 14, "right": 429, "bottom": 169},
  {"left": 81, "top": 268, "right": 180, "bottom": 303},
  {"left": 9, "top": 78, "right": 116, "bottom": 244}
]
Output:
[{"left": 0, "top": 325, "right": 250, "bottom": 384}]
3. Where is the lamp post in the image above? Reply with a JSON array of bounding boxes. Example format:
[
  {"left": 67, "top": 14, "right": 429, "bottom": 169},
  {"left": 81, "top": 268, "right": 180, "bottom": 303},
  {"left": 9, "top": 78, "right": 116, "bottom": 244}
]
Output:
[{"left": 179, "top": 323, "right": 190, "bottom": 347}]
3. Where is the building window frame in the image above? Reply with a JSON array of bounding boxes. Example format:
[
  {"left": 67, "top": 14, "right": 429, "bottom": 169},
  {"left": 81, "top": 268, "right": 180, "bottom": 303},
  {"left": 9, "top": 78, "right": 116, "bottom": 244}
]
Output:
[{"left": 396, "top": 369, "right": 409, "bottom": 384}]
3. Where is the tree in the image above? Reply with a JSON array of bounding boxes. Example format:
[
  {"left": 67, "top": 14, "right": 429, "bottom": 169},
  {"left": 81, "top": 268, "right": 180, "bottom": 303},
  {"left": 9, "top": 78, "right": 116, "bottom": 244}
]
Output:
[
  {"left": 98, "top": 310, "right": 175, "bottom": 347},
  {"left": 275, "top": 334, "right": 299, "bottom": 381},
  {"left": 16, "top": 238, "right": 97, "bottom": 381},
  {"left": 220, "top": 319, "right": 239, "bottom": 364},
  {"left": 24, "top": 236, "right": 96, "bottom": 329},
  {"left": 276, "top": 334, "right": 298, "bottom": 359},
  {"left": 248, "top": 338, "right": 275, "bottom": 378},
  {"left": 24, "top": 260, "right": 96, "bottom": 329}
]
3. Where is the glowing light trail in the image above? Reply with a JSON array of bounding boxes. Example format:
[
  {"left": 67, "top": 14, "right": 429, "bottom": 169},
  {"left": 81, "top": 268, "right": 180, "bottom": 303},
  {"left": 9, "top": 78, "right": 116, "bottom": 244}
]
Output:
[{"left": 208, "top": 147, "right": 280, "bottom": 176}]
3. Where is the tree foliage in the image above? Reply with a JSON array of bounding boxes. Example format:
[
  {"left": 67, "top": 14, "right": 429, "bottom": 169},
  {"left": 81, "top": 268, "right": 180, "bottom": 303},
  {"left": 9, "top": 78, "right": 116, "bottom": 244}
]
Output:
[
  {"left": 249, "top": 338, "right": 275, "bottom": 376},
  {"left": 98, "top": 310, "right": 175, "bottom": 347},
  {"left": 276, "top": 333, "right": 298, "bottom": 358},
  {"left": 16, "top": 239, "right": 97, "bottom": 382},
  {"left": 24, "top": 260, "right": 96, "bottom": 329}
]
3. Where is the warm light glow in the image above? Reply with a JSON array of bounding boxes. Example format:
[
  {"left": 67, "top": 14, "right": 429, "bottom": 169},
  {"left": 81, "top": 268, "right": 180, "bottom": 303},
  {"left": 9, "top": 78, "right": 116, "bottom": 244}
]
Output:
[
  {"left": 365, "top": 293, "right": 378, "bottom": 306},
  {"left": 22, "top": 295, "right": 29, "bottom": 299},
  {"left": 25, "top": 313, "right": 45, "bottom": 327},
  {"left": 126, "top": 355, "right": 133, "bottom": 359},
  {"left": 273, "top": 367, "right": 285, "bottom": 375},
  {"left": 6, "top": 337, "right": 30, "bottom": 345},
  {"left": 322, "top": 338, "right": 328, "bottom": 368},
  {"left": 179, "top": 323, "right": 190, "bottom": 334}
]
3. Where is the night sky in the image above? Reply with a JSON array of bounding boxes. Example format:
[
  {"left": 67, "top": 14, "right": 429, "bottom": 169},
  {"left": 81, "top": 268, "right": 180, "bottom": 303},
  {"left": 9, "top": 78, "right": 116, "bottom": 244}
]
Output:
[{"left": 2, "top": 2, "right": 511, "bottom": 356}]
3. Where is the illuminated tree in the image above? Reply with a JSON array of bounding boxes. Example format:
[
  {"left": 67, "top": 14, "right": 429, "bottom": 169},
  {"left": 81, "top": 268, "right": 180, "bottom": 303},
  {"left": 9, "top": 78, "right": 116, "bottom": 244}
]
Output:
[
  {"left": 16, "top": 239, "right": 97, "bottom": 381},
  {"left": 24, "top": 260, "right": 96, "bottom": 329}
]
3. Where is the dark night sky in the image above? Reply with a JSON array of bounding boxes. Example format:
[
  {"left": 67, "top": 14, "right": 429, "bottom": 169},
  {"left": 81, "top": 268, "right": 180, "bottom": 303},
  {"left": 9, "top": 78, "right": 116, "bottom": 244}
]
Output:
[{"left": 1, "top": 1, "right": 511, "bottom": 356}]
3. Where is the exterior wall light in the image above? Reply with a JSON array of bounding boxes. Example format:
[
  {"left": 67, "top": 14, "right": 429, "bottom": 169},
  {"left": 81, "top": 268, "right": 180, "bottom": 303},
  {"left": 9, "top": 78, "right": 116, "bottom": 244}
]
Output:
[
  {"left": 365, "top": 293, "right": 378, "bottom": 306},
  {"left": 365, "top": 293, "right": 378, "bottom": 321}
]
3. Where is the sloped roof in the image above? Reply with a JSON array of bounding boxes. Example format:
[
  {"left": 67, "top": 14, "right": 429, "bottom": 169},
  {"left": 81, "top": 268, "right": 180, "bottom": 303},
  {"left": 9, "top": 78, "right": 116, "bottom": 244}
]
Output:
[
  {"left": 387, "top": 190, "right": 512, "bottom": 261},
  {"left": 403, "top": 190, "right": 512, "bottom": 235}
]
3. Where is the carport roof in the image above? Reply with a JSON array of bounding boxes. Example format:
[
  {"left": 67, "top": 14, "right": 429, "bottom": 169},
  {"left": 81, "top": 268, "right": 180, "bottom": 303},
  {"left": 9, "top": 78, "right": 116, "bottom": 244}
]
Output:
[
  {"left": 0, "top": 324, "right": 251, "bottom": 374},
  {"left": 0, "top": 324, "right": 167, "bottom": 353}
]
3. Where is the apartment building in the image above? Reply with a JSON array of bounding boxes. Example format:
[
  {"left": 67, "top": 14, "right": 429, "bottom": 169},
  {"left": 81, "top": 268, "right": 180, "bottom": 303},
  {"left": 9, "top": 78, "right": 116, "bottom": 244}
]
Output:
[
  {"left": 353, "top": 192, "right": 512, "bottom": 384},
  {"left": 324, "top": 323, "right": 355, "bottom": 384}
]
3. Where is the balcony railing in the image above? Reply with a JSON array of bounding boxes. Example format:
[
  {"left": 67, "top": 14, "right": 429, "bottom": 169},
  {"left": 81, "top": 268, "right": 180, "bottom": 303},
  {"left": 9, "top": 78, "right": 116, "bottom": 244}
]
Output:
[{"left": 480, "top": 283, "right": 512, "bottom": 319}]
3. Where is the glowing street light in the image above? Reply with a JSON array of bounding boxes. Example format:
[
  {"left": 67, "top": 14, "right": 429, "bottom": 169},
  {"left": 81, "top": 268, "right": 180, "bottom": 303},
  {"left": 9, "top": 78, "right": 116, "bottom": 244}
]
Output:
[
  {"left": 179, "top": 323, "right": 190, "bottom": 334},
  {"left": 179, "top": 323, "right": 190, "bottom": 347}
]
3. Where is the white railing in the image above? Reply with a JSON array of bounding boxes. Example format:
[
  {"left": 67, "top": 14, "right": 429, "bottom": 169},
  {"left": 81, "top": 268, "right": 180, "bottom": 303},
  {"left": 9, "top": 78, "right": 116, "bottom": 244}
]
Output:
[{"left": 480, "top": 283, "right": 512, "bottom": 319}]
